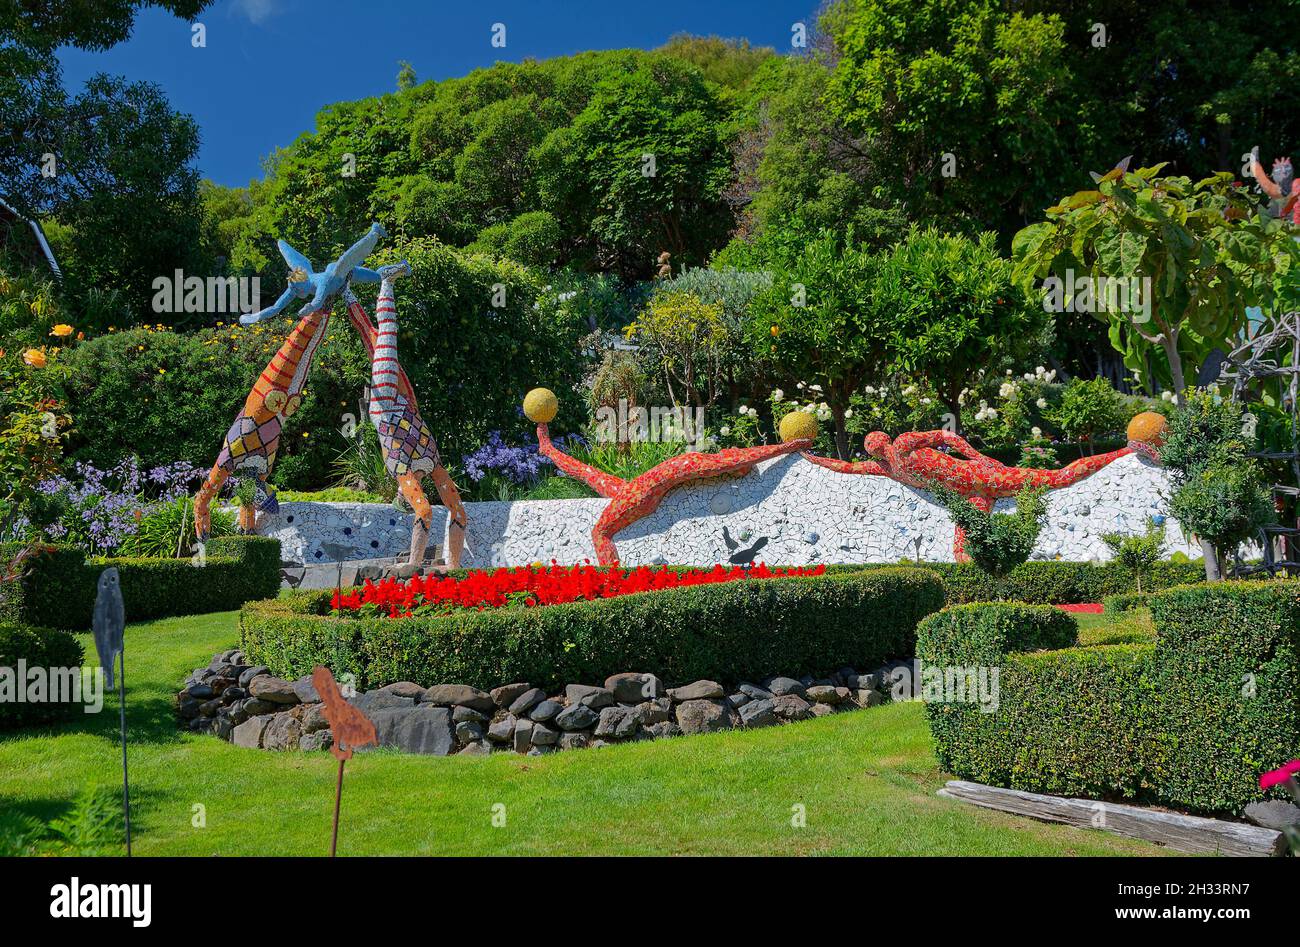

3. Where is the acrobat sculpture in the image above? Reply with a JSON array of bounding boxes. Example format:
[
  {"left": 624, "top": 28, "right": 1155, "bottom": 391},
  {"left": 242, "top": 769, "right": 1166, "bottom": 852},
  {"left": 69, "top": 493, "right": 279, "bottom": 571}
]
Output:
[
  {"left": 1249, "top": 146, "right": 1300, "bottom": 225},
  {"left": 802, "top": 413, "right": 1168, "bottom": 562},
  {"left": 526, "top": 388, "right": 812, "bottom": 565},
  {"left": 194, "top": 223, "right": 388, "bottom": 540},
  {"left": 343, "top": 270, "right": 467, "bottom": 567}
]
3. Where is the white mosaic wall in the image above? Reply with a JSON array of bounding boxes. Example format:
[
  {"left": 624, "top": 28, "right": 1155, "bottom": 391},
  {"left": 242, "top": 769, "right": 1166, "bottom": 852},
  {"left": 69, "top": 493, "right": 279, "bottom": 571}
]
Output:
[{"left": 260, "top": 452, "right": 1202, "bottom": 567}]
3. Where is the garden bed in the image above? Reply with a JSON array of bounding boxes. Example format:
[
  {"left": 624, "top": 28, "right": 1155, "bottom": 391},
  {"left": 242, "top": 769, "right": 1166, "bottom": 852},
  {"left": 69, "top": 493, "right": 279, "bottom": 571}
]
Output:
[{"left": 240, "top": 565, "right": 945, "bottom": 692}]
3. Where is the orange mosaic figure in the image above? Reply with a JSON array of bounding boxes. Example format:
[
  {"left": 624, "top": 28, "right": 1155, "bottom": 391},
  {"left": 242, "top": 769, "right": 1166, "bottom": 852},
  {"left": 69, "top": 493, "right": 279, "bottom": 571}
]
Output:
[
  {"left": 194, "top": 224, "right": 386, "bottom": 540},
  {"left": 803, "top": 425, "right": 1163, "bottom": 562},
  {"left": 527, "top": 389, "right": 811, "bottom": 565}
]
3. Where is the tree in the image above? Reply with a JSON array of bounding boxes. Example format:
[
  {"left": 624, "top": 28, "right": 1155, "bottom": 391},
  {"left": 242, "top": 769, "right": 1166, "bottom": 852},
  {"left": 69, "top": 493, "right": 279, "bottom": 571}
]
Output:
[
  {"left": 46, "top": 75, "right": 205, "bottom": 321},
  {"left": 1102, "top": 519, "right": 1166, "bottom": 592},
  {"left": 534, "top": 55, "right": 734, "bottom": 277},
  {"left": 821, "top": 0, "right": 1078, "bottom": 240},
  {"left": 746, "top": 229, "right": 886, "bottom": 458},
  {"left": 1012, "top": 164, "right": 1299, "bottom": 403},
  {"left": 1049, "top": 377, "right": 1127, "bottom": 450},
  {"left": 1160, "top": 389, "right": 1273, "bottom": 580},
  {"left": 624, "top": 291, "right": 727, "bottom": 410},
  {"left": 0, "top": 0, "right": 210, "bottom": 218},
  {"left": 656, "top": 266, "right": 772, "bottom": 411},
  {"left": 876, "top": 227, "right": 1044, "bottom": 432}
]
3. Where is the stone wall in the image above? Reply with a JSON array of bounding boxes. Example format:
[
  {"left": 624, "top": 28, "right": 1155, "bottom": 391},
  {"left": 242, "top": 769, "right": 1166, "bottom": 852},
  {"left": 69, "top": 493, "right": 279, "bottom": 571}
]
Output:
[
  {"left": 180, "top": 649, "right": 906, "bottom": 757},
  {"left": 260, "top": 452, "right": 1199, "bottom": 567}
]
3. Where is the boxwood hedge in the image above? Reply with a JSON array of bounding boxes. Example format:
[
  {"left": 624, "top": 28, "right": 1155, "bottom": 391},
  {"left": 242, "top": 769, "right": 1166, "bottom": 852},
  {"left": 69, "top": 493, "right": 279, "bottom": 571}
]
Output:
[
  {"left": 829, "top": 560, "right": 1204, "bottom": 604},
  {"left": 0, "top": 536, "right": 282, "bottom": 630},
  {"left": 919, "top": 581, "right": 1300, "bottom": 816},
  {"left": 240, "top": 566, "right": 946, "bottom": 691},
  {"left": 0, "top": 622, "right": 86, "bottom": 730}
]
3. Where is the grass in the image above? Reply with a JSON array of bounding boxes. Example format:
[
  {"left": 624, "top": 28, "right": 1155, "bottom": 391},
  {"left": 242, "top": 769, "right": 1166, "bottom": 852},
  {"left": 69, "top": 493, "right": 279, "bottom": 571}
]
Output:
[
  {"left": 0, "top": 610, "right": 1177, "bottom": 856},
  {"left": 1076, "top": 608, "right": 1156, "bottom": 647}
]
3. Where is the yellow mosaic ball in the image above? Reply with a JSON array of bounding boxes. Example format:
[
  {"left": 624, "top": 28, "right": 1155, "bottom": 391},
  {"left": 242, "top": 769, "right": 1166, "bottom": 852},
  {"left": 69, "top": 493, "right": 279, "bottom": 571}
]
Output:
[
  {"left": 1127, "top": 411, "right": 1169, "bottom": 448},
  {"left": 779, "top": 410, "right": 819, "bottom": 443},
  {"left": 523, "top": 387, "right": 559, "bottom": 423}
]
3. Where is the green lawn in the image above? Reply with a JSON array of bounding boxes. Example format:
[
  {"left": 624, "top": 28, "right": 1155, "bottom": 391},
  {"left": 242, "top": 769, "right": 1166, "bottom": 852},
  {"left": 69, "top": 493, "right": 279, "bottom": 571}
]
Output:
[{"left": 0, "top": 610, "right": 1176, "bottom": 856}]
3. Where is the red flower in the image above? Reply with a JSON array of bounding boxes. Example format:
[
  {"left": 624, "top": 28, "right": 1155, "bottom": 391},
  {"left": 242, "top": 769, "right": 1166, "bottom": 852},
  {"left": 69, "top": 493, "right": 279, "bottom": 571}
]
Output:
[
  {"left": 1054, "top": 603, "right": 1103, "bottom": 613},
  {"left": 329, "top": 562, "right": 826, "bottom": 618},
  {"left": 1259, "top": 760, "right": 1300, "bottom": 790}
]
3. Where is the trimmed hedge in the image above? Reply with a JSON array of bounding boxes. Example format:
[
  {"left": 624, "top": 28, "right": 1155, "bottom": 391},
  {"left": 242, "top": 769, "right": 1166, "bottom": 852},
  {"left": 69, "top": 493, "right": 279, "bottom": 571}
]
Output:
[
  {"left": 1102, "top": 591, "right": 1149, "bottom": 613},
  {"left": 919, "top": 582, "right": 1300, "bottom": 816},
  {"left": 829, "top": 560, "right": 1204, "bottom": 604},
  {"left": 1148, "top": 583, "right": 1300, "bottom": 814},
  {"left": 240, "top": 566, "right": 946, "bottom": 691},
  {"left": 0, "top": 622, "right": 86, "bottom": 729},
  {"left": 0, "top": 536, "right": 282, "bottom": 630}
]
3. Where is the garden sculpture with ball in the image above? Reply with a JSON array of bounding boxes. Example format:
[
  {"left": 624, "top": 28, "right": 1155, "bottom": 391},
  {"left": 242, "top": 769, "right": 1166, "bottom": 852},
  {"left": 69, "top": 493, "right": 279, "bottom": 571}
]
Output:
[
  {"left": 343, "top": 268, "right": 467, "bottom": 567},
  {"left": 527, "top": 388, "right": 813, "bottom": 565},
  {"left": 802, "top": 412, "right": 1169, "bottom": 562}
]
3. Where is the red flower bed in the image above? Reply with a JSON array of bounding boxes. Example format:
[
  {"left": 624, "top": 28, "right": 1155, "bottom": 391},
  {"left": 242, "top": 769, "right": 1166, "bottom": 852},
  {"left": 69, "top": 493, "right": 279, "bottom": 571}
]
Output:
[
  {"left": 331, "top": 561, "right": 828, "bottom": 618},
  {"left": 1054, "top": 602, "right": 1103, "bottom": 614}
]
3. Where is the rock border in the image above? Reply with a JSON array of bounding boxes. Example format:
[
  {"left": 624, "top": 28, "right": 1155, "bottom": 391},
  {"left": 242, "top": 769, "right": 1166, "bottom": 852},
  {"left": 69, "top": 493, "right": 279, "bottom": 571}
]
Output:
[{"left": 178, "top": 650, "right": 909, "bottom": 756}]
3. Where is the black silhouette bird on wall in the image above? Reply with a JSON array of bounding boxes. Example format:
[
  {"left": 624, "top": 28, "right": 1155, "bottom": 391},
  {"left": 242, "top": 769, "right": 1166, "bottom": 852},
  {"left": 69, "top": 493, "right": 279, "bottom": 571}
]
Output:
[
  {"left": 721, "top": 526, "right": 769, "bottom": 565},
  {"left": 92, "top": 567, "right": 125, "bottom": 687}
]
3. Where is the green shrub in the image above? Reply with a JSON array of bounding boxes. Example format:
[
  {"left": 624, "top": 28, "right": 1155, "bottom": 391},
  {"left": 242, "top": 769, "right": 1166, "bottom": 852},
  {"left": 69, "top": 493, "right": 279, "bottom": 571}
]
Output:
[
  {"left": 0, "top": 622, "right": 85, "bottom": 729},
  {"left": 916, "top": 602, "right": 1079, "bottom": 668},
  {"left": 828, "top": 559, "right": 1206, "bottom": 603},
  {"left": 932, "top": 485, "right": 1047, "bottom": 580},
  {"left": 921, "top": 581, "right": 1300, "bottom": 815},
  {"left": 1147, "top": 582, "right": 1300, "bottom": 813},
  {"left": 241, "top": 566, "right": 946, "bottom": 691},
  {"left": 1103, "top": 591, "right": 1149, "bottom": 613},
  {"left": 0, "top": 535, "right": 281, "bottom": 630}
]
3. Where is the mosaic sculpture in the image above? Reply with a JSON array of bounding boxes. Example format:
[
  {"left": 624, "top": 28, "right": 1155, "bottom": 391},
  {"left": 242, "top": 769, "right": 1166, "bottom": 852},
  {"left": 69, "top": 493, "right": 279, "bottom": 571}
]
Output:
[
  {"left": 343, "top": 269, "right": 467, "bottom": 568},
  {"left": 803, "top": 415, "right": 1167, "bottom": 562},
  {"left": 1249, "top": 146, "right": 1300, "bottom": 225},
  {"left": 195, "top": 224, "right": 388, "bottom": 540},
  {"left": 527, "top": 388, "right": 813, "bottom": 565}
]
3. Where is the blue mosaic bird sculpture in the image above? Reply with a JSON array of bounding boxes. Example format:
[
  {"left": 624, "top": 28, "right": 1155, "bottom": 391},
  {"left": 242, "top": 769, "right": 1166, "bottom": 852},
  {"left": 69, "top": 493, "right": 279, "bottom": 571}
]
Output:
[{"left": 240, "top": 222, "right": 389, "bottom": 325}]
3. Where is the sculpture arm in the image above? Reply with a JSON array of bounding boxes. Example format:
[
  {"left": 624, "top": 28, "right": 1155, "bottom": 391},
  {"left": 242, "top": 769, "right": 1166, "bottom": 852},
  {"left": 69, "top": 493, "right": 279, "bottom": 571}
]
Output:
[
  {"left": 369, "top": 280, "right": 401, "bottom": 411},
  {"left": 240, "top": 286, "right": 295, "bottom": 325},
  {"left": 1251, "top": 152, "right": 1283, "bottom": 200},
  {"left": 800, "top": 452, "right": 886, "bottom": 475},
  {"left": 536, "top": 424, "right": 626, "bottom": 498}
]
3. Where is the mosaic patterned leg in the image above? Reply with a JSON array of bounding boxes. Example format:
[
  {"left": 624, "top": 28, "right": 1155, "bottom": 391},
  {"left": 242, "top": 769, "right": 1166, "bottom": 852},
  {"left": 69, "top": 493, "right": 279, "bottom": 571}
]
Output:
[
  {"left": 428, "top": 466, "right": 466, "bottom": 569},
  {"left": 194, "top": 463, "right": 231, "bottom": 542},
  {"left": 398, "top": 472, "right": 432, "bottom": 565}
]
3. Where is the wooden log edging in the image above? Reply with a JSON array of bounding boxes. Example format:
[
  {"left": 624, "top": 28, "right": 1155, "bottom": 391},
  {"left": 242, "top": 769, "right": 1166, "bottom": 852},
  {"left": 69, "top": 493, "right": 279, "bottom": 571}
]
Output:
[{"left": 937, "top": 780, "right": 1286, "bottom": 857}]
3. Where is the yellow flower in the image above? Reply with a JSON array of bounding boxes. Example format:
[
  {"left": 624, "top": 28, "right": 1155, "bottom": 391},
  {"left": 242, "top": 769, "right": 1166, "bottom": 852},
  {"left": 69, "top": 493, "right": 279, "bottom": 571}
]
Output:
[
  {"left": 770, "top": 324, "right": 780, "bottom": 337},
  {"left": 23, "top": 348, "right": 47, "bottom": 368},
  {"left": 158, "top": 368, "right": 166, "bottom": 374},
  {"left": 50, "top": 324, "right": 74, "bottom": 337}
]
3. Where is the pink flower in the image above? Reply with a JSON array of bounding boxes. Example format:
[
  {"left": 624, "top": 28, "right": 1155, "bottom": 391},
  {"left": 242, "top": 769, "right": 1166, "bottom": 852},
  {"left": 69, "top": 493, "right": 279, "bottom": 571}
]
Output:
[{"left": 1259, "top": 760, "right": 1300, "bottom": 790}]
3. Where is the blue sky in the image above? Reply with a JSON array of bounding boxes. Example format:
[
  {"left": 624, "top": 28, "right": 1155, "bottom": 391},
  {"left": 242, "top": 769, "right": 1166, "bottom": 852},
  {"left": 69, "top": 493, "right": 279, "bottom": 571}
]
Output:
[{"left": 57, "top": 0, "right": 815, "bottom": 188}]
